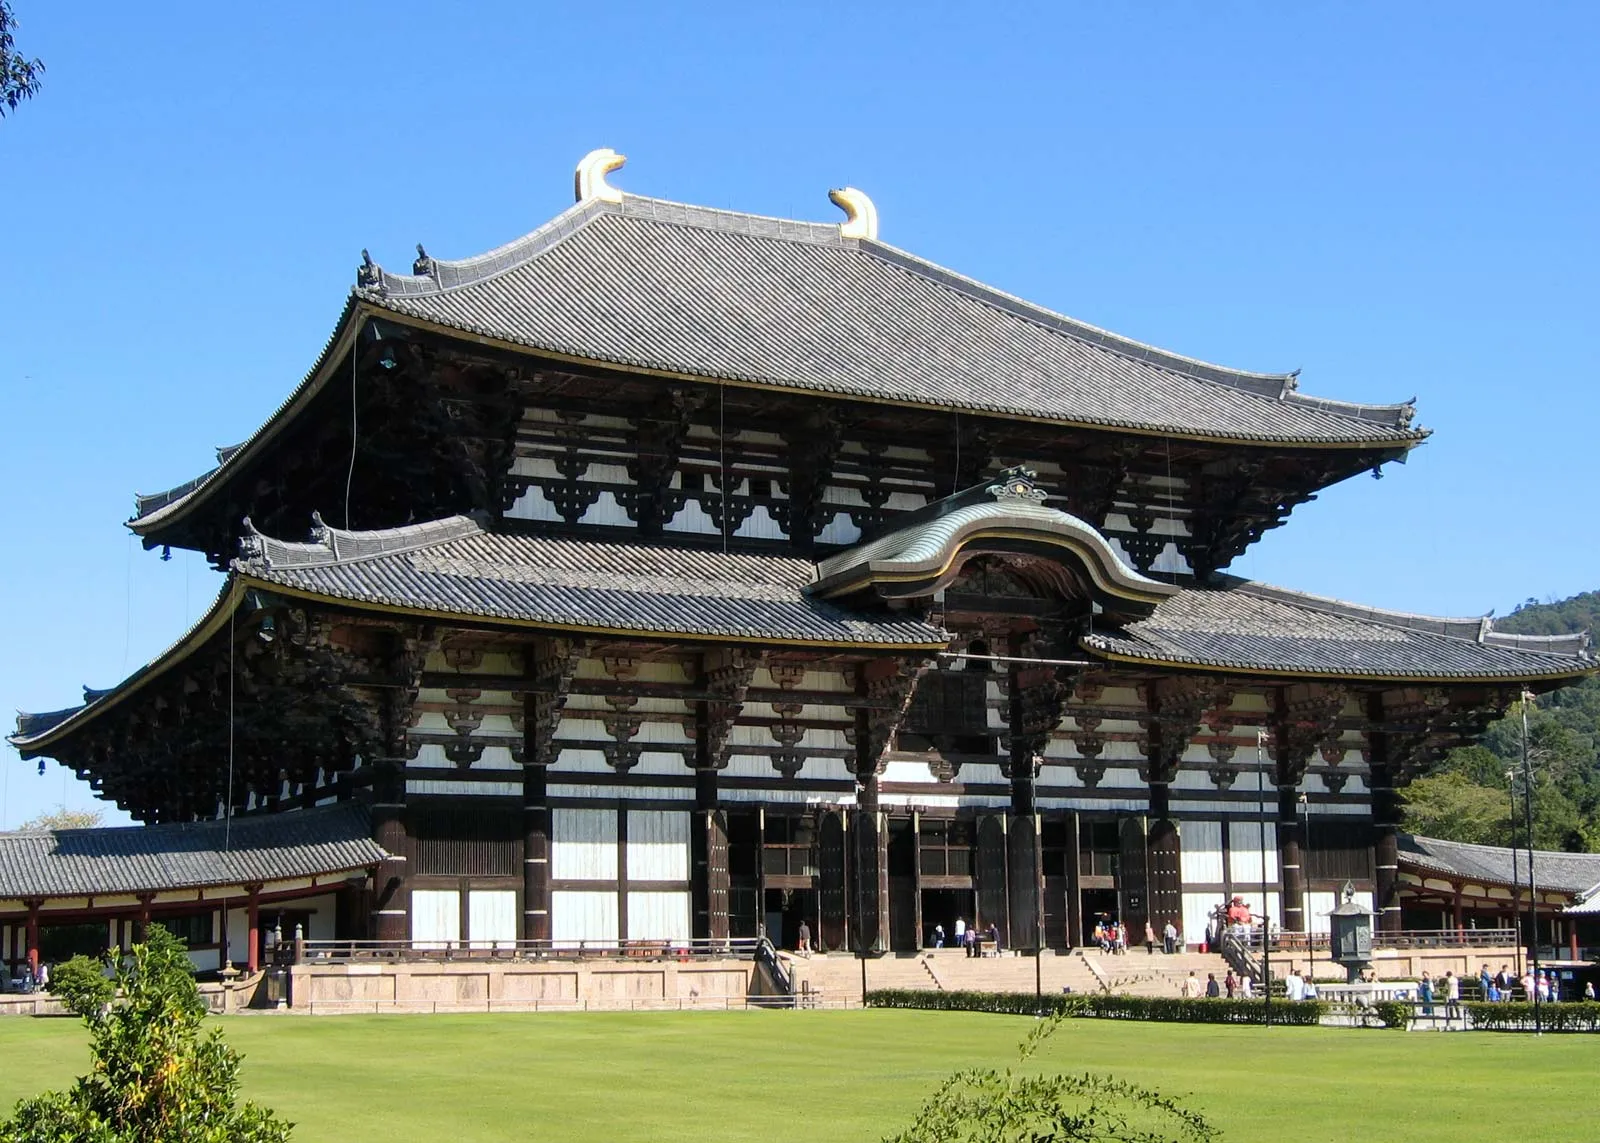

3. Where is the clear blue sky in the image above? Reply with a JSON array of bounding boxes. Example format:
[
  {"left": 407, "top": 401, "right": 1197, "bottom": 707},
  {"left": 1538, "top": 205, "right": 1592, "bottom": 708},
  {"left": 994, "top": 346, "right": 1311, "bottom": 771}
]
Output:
[{"left": 1, "top": 3, "right": 1595, "bottom": 828}]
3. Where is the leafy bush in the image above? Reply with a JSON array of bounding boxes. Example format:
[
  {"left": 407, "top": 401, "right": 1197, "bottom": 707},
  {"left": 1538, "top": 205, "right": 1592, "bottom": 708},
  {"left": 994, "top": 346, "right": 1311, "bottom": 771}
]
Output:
[
  {"left": 886, "top": 1011, "right": 1218, "bottom": 1143},
  {"left": 47, "top": 953, "right": 114, "bottom": 1016},
  {"left": 1465, "top": 1001, "right": 1600, "bottom": 1032},
  {"left": 1368, "top": 1000, "right": 1413, "bottom": 1030},
  {"left": 867, "top": 989, "right": 1326, "bottom": 1026},
  {"left": 0, "top": 924, "right": 293, "bottom": 1142}
]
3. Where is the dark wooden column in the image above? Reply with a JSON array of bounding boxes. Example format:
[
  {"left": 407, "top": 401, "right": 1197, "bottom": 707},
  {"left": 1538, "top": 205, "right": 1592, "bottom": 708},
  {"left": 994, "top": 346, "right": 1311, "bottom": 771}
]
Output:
[
  {"left": 24, "top": 901, "right": 41, "bottom": 975},
  {"left": 1275, "top": 786, "right": 1306, "bottom": 934},
  {"left": 520, "top": 638, "right": 578, "bottom": 943},
  {"left": 850, "top": 658, "right": 926, "bottom": 954},
  {"left": 370, "top": 758, "right": 410, "bottom": 943},
  {"left": 692, "top": 768, "right": 731, "bottom": 942},
  {"left": 1270, "top": 685, "right": 1348, "bottom": 934},
  {"left": 1142, "top": 678, "right": 1218, "bottom": 946},
  {"left": 1004, "top": 646, "right": 1066, "bottom": 950},
  {"left": 135, "top": 894, "right": 153, "bottom": 944},
  {"left": 1366, "top": 693, "right": 1403, "bottom": 934}
]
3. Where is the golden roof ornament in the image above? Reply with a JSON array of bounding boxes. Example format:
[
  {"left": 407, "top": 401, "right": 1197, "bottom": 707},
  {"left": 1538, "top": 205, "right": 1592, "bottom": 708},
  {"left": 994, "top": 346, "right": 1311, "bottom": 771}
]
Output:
[
  {"left": 575, "top": 148, "right": 626, "bottom": 204},
  {"left": 829, "top": 186, "right": 879, "bottom": 240},
  {"left": 986, "top": 465, "right": 1048, "bottom": 505}
]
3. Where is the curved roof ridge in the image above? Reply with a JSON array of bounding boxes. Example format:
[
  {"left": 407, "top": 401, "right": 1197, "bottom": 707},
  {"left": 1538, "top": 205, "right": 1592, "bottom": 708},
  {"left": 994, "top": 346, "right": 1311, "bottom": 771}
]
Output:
[
  {"left": 1234, "top": 581, "right": 1492, "bottom": 642},
  {"left": 859, "top": 240, "right": 1416, "bottom": 429},
  {"left": 1482, "top": 628, "right": 1592, "bottom": 655},
  {"left": 237, "top": 512, "right": 486, "bottom": 572}
]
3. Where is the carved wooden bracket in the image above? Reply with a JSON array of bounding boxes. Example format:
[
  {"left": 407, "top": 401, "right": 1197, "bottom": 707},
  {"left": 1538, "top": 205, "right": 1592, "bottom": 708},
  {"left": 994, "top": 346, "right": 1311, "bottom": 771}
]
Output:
[
  {"left": 1270, "top": 684, "right": 1350, "bottom": 787},
  {"left": 1142, "top": 676, "right": 1228, "bottom": 785},
  {"left": 521, "top": 637, "right": 582, "bottom": 767},
  {"left": 856, "top": 657, "right": 933, "bottom": 779},
  {"left": 698, "top": 649, "right": 761, "bottom": 770}
]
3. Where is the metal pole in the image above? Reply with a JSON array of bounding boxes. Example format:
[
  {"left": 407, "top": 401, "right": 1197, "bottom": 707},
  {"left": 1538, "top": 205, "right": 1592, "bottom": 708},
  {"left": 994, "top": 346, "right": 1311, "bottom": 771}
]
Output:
[
  {"left": 1258, "top": 728, "right": 1271, "bottom": 1028},
  {"left": 1299, "top": 793, "right": 1312, "bottom": 989},
  {"left": 1522, "top": 695, "right": 1541, "bottom": 1034},
  {"left": 1506, "top": 771, "right": 1523, "bottom": 980}
]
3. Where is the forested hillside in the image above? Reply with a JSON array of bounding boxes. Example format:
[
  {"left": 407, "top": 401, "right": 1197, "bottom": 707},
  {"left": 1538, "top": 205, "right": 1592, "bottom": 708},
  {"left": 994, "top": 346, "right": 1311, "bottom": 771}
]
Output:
[{"left": 1401, "top": 592, "right": 1600, "bottom": 852}]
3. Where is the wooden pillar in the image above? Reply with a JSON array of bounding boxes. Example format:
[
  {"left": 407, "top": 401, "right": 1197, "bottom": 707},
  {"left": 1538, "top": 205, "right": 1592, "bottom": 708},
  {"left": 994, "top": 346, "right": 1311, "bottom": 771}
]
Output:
[
  {"left": 24, "top": 901, "right": 41, "bottom": 975},
  {"left": 245, "top": 886, "right": 261, "bottom": 974},
  {"left": 1367, "top": 694, "right": 1403, "bottom": 934},
  {"left": 1276, "top": 786, "right": 1306, "bottom": 933},
  {"left": 134, "top": 895, "right": 153, "bottom": 944},
  {"left": 1452, "top": 886, "right": 1465, "bottom": 933},
  {"left": 1570, "top": 918, "right": 1580, "bottom": 962},
  {"left": 522, "top": 763, "right": 550, "bottom": 943},
  {"left": 370, "top": 757, "right": 410, "bottom": 943},
  {"left": 692, "top": 768, "right": 730, "bottom": 942},
  {"left": 852, "top": 771, "right": 889, "bottom": 954}
]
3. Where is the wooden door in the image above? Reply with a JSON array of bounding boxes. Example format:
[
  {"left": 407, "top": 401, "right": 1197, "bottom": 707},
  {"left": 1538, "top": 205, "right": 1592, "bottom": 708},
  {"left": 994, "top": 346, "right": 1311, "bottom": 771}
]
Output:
[
  {"left": 976, "top": 814, "right": 1009, "bottom": 941},
  {"left": 1007, "top": 814, "right": 1041, "bottom": 950},
  {"left": 818, "top": 811, "right": 847, "bottom": 951},
  {"left": 1118, "top": 816, "right": 1150, "bottom": 946}
]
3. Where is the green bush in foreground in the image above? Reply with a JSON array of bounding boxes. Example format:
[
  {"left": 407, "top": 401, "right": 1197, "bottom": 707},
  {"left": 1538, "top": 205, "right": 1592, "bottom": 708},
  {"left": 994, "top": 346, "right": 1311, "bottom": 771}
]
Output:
[
  {"left": 1465, "top": 1001, "right": 1600, "bottom": 1032},
  {"left": 868, "top": 989, "right": 1326, "bottom": 1026},
  {"left": 0, "top": 925, "right": 293, "bottom": 1142},
  {"left": 48, "top": 953, "right": 114, "bottom": 1016},
  {"left": 886, "top": 1012, "right": 1217, "bottom": 1143}
]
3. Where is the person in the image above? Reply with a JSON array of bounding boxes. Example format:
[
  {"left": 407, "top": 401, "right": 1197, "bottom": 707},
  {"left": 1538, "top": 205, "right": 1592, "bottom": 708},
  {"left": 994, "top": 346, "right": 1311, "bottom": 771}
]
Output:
[
  {"left": 1114, "top": 923, "right": 1127, "bottom": 956},
  {"left": 987, "top": 922, "right": 1001, "bottom": 956},
  {"left": 1096, "top": 921, "right": 1112, "bottom": 955},
  {"left": 954, "top": 916, "right": 966, "bottom": 949},
  {"left": 1444, "top": 971, "right": 1460, "bottom": 1022},
  {"left": 1418, "top": 972, "right": 1434, "bottom": 1016},
  {"left": 36, "top": 962, "right": 49, "bottom": 990},
  {"left": 1240, "top": 974, "right": 1254, "bottom": 999},
  {"left": 1535, "top": 972, "right": 1549, "bottom": 1003},
  {"left": 1183, "top": 971, "right": 1202, "bottom": 999},
  {"left": 1496, "top": 964, "right": 1514, "bottom": 996},
  {"left": 965, "top": 926, "right": 978, "bottom": 959},
  {"left": 1224, "top": 970, "right": 1237, "bottom": 998},
  {"left": 1584, "top": 980, "right": 1596, "bottom": 1001},
  {"left": 1205, "top": 972, "right": 1220, "bottom": 999},
  {"left": 1478, "top": 964, "right": 1493, "bottom": 1001},
  {"left": 1284, "top": 966, "right": 1305, "bottom": 1003},
  {"left": 1487, "top": 977, "right": 1501, "bottom": 1002},
  {"left": 1521, "top": 971, "right": 1536, "bottom": 1002},
  {"left": 931, "top": 923, "right": 945, "bottom": 949},
  {"left": 797, "top": 919, "right": 811, "bottom": 954},
  {"left": 1163, "top": 919, "right": 1178, "bottom": 955}
]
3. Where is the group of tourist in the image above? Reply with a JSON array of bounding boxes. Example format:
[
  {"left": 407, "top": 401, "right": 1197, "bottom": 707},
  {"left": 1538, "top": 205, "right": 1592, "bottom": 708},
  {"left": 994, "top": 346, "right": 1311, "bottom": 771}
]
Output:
[
  {"left": 927, "top": 918, "right": 1003, "bottom": 957},
  {"left": 0, "top": 961, "right": 48, "bottom": 994},
  {"left": 1473, "top": 964, "right": 1593, "bottom": 1004},
  {"left": 1091, "top": 917, "right": 1128, "bottom": 955},
  {"left": 1182, "top": 969, "right": 1256, "bottom": 999}
]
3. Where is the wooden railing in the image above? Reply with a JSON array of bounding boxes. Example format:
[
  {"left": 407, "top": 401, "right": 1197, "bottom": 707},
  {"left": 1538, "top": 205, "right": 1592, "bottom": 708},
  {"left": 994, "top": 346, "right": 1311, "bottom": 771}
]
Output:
[
  {"left": 295, "top": 936, "right": 763, "bottom": 964},
  {"left": 1222, "top": 926, "right": 1518, "bottom": 953}
]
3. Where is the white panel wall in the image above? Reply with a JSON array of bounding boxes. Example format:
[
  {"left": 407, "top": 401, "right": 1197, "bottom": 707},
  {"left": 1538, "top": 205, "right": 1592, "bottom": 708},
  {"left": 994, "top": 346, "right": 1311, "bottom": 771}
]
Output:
[
  {"left": 468, "top": 890, "right": 518, "bottom": 948},
  {"left": 627, "top": 892, "right": 692, "bottom": 942},
  {"left": 552, "top": 809, "right": 618, "bottom": 880},
  {"left": 1227, "top": 821, "right": 1280, "bottom": 883},
  {"left": 627, "top": 811, "right": 690, "bottom": 882},
  {"left": 551, "top": 891, "right": 619, "bottom": 945},
  {"left": 413, "top": 890, "right": 461, "bottom": 949},
  {"left": 1180, "top": 893, "right": 1215, "bottom": 949},
  {"left": 1179, "top": 820, "right": 1224, "bottom": 884},
  {"left": 1306, "top": 891, "right": 1336, "bottom": 937}
]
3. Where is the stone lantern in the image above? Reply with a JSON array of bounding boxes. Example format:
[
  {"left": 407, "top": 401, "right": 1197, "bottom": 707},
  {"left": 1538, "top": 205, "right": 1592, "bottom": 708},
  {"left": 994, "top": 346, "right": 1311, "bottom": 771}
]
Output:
[{"left": 1325, "top": 880, "right": 1376, "bottom": 984}]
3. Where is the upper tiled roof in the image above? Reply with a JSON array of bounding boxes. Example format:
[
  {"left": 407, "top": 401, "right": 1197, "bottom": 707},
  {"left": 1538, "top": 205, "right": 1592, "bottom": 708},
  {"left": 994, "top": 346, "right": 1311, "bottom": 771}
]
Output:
[
  {"left": 358, "top": 194, "right": 1421, "bottom": 446},
  {"left": 0, "top": 804, "right": 385, "bottom": 899},
  {"left": 1083, "top": 580, "right": 1595, "bottom": 681},
  {"left": 237, "top": 515, "right": 946, "bottom": 649},
  {"left": 1399, "top": 833, "right": 1600, "bottom": 896}
]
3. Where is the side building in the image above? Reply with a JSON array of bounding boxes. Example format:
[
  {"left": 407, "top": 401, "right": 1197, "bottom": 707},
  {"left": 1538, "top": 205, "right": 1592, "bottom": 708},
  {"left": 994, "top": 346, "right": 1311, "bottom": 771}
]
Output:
[{"left": 8, "top": 152, "right": 1594, "bottom": 970}]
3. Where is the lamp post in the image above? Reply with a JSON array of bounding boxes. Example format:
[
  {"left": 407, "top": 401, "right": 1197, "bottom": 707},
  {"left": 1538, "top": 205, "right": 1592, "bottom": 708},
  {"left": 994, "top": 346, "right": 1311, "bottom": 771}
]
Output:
[
  {"left": 1299, "top": 792, "right": 1312, "bottom": 988},
  {"left": 1520, "top": 693, "right": 1541, "bottom": 1034},
  {"left": 1257, "top": 727, "right": 1271, "bottom": 1028},
  {"left": 1506, "top": 770, "right": 1523, "bottom": 980}
]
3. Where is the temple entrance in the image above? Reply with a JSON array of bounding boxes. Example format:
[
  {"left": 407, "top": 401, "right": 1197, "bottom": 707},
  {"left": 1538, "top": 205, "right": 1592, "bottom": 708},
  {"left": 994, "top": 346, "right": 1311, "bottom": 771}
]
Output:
[
  {"left": 920, "top": 888, "right": 972, "bottom": 948},
  {"left": 1080, "top": 889, "right": 1118, "bottom": 945},
  {"left": 763, "top": 888, "right": 816, "bottom": 952}
]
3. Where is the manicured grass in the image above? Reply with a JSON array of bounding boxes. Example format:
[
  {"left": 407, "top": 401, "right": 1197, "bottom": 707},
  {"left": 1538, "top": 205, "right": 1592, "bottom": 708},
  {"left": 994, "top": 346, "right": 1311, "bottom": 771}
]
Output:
[{"left": 0, "top": 1011, "right": 1591, "bottom": 1142}]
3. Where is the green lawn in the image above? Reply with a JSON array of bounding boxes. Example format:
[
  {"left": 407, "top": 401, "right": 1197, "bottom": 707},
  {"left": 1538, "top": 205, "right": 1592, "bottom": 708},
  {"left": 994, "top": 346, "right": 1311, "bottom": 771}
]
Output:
[{"left": 0, "top": 1011, "right": 1590, "bottom": 1142}]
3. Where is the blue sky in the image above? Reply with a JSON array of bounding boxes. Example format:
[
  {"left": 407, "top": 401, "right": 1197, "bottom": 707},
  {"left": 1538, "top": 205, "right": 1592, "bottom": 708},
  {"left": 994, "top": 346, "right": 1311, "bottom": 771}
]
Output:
[{"left": 1, "top": 3, "right": 1595, "bottom": 828}]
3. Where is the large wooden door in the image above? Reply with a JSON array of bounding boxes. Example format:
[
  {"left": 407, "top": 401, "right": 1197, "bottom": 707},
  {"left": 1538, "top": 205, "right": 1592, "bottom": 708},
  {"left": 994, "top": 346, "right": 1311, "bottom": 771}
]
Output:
[
  {"left": 1146, "top": 816, "right": 1182, "bottom": 947},
  {"left": 852, "top": 811, "right": 887, "bottom": 953},
  {"left": 1118, "top": 816, "right": 1150, "bottom": 946},
  {"left": 976, "top": 814, "right": 1009, "bottom": 940},
  {"left": 1007, "top": 814, "right": 1041, "bottom": 950},
  {"left": 818, "top": 811, "right": 847, "bottom": 951},
  {"left": 692, "top": 809, "right": 730, "bottom": 941}
]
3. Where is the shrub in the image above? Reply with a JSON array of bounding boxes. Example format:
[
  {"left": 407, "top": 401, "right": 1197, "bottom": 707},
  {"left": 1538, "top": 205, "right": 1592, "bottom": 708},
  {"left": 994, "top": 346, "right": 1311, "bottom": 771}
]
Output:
[
  {"left": 866, "top": 989, "right": 1326, "bottom": 1026},
  {"left": 1465, "top": 1000, "right": 1600, "bottom": 1032},
  {"left": 48, "top": 953, "right": 114, "bottom": 1017},
  {"left": 0, "top": 923, "right": 293, "bottom": 1142},
  {"left": 1368, "top": 1000, "right": 1413, "bottom": 1030}
]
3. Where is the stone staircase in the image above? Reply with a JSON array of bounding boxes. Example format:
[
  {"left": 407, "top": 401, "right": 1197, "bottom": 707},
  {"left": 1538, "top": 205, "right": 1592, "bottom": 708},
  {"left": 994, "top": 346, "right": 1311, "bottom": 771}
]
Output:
[{"left": 789, "top": 948, "right": 1236, "bottom": 1000}]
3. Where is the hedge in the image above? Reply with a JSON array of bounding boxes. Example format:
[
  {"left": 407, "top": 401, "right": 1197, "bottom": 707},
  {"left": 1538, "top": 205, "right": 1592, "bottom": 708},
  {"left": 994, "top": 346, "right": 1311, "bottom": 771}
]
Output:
[
  {"left": 866, "top": 989, "right": 1326, "bottom": 1026},
  {"left": 1464, "top": 1001, "right": 1600, "bottom": 1032}
]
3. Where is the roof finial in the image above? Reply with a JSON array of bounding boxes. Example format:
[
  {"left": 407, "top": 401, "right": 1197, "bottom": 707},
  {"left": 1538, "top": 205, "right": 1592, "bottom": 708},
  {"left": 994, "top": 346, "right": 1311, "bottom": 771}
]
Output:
[
  {"left": 829, "top": 187, "right": 878, "bottom": 240},
  {"left": 574, "top": 148, "right": 626, "bottom": 204}
]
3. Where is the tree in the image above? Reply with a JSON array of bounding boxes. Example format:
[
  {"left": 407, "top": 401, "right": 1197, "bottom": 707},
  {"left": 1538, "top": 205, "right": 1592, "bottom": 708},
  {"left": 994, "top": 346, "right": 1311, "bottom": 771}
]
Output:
[
  {"left": 0, "top": 1, "right": 43, "bottom": 117},
  {"left": 20, "top": 807, "right": 104, "bottom": 831},
  {"left": 886, "top": 1013, "right": 1216, "bottom": 1143},
  {"left": 0, "top": 925, "right": 293, "bottom": 1143}
]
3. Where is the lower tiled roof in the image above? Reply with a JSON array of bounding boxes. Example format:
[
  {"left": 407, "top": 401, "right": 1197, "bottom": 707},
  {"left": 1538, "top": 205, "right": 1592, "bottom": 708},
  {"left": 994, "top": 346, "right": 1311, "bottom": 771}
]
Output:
[
  {"left": 0, "top": 804, "right": 386, "bottom": 899},
  {"left": 1399, "top": 833, "right": 1600, "bottom": 896},
  {"left": 1083, "top": 582, "right": 1594, "bottom": 681},
  {"left": 239, "top": 517, "right": 947, "bottom": 648}
]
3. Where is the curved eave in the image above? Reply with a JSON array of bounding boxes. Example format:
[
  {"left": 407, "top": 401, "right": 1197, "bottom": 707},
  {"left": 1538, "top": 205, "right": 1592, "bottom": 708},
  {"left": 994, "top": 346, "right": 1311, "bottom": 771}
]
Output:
[
  {"left": 233, "top": 575, "right": 951, "bottom": 653},
  {"left": 9, "top": 579, "right": 248, "bottom": 756},
  {"left": 813, "top": 519, "right": 1178, "bottom": 608},
  {"left": 126, "top": 298, "right": 366, "bottom": 540},
  {"left": 366, "top": 302, "right": 1429, "bottom": 452},
  {"left": 1079, "top": 637, "right": 1599, "bottom": 685}
]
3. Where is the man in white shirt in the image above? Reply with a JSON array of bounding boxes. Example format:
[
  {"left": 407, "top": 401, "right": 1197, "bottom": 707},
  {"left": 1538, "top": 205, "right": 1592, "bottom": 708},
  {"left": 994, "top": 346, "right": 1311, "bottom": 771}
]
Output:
[
  {"left": 1284, "top": 966, "right": 1305, "bottom": 1002},
  {"left": 1182, "top": 971, "right": 1202, "bottom": 998}
]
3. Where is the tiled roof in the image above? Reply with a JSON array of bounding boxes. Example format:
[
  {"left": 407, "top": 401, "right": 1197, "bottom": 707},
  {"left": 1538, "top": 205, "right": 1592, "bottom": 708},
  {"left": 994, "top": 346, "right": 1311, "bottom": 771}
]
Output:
[
  {"left": 1399, "top": 834, "right": 1600, "bottom": 896},
  {"left": 0, "top": 804, "right": 385, "bottom": 899},
  {"left": 1083, "top": 581, "right": 1595, "bottom": 681},
  {"left": 359, "top": 195, "right": 1421, "bottom": 446},
  {"left": 238, "top": 515, "right": 947, "bottom": 648}
]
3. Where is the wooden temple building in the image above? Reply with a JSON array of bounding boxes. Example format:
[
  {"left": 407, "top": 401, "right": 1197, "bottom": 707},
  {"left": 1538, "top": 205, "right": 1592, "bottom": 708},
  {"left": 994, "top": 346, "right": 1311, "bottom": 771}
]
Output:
[{"left": 7, "top": 150, "right": 1596, "bottom": 974}]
